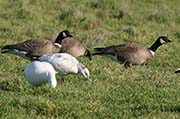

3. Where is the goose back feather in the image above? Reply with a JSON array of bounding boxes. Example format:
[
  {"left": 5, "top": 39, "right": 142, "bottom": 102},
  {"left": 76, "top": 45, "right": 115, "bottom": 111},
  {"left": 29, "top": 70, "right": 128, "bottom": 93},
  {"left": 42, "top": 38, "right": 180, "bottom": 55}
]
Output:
[{"left": 2, "top": 39, "right": 61, "bottom": 60}]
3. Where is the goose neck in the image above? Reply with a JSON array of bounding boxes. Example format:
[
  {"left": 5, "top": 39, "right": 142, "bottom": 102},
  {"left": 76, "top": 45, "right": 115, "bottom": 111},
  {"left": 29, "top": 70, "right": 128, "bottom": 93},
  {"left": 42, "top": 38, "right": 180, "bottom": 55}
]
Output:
[{"left": 149, "top": 39, "right": 162, "bottom": 52}]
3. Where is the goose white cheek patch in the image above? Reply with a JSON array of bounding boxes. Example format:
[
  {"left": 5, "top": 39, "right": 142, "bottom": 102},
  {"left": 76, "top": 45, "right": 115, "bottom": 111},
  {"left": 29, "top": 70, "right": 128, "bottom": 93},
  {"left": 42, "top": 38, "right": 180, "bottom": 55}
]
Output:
[
  {"left": 63, "top": 32, "right": 67, "bottom": 37},
  {"left": 160, "top": 38, "right": 166, "bottom": 44}
]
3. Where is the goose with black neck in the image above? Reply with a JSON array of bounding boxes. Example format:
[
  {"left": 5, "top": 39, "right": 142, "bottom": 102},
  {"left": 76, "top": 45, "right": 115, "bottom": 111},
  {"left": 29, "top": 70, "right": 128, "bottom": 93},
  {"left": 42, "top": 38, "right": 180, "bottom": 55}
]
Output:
[
  {"left": 93, "top": 36, "right": 171, "bottom": 68},
  {"left": 55, "top": 30, "right": 92, "bottom": 60}
]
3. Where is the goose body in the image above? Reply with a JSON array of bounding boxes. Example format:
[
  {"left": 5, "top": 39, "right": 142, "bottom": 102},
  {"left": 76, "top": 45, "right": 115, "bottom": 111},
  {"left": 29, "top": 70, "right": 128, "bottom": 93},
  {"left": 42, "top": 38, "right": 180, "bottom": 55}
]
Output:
[
  {"left": 93, "top": 36, "right": 171, "bottom": 67},
  {"left": 23, "top": 61, "right": 57, "bottom": 88},
  {"left": 39, "top": 53, "right": 90, "bottom": 81},
  {"left": 55, "top": 30, "right": 92, "bottom": 60},
  {"left": 1, "top": 39, "right": 61, "bottom": 60}
]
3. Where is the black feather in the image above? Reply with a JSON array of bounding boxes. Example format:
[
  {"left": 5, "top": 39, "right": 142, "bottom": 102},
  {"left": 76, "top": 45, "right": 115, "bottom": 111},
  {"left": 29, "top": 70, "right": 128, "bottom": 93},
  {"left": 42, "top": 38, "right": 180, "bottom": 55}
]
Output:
[
  {"left": 175, "top": 70, "right": 180, "bottom": 73},
  {"left": 85, "top": 49, "right": 92, "bottom": 60},
  {"left": 2, "top": 45, "right": 11, "bottom": 50}
]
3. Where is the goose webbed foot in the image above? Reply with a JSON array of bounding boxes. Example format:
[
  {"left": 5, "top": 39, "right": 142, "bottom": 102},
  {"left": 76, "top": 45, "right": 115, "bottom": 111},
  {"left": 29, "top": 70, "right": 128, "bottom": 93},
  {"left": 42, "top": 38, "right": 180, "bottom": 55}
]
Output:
[
  {"left": 141, "top": 62, "right": 148, "bottom": 66},
  {"left": 124, "top": 62, "right": 132, "bottom": 69},
  {"left": 61, "top": 76, "right": 64, "bottom": 83}
]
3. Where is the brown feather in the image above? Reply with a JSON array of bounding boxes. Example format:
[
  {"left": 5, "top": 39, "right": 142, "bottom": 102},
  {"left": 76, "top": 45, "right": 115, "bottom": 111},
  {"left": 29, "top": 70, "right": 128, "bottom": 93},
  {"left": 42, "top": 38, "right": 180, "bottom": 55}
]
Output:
[
  {"left": 60, "top": 38, "right": 87, "bottom": 57},
  {"left": 1, "top": 39, "right": 61, "bottom": 60}
]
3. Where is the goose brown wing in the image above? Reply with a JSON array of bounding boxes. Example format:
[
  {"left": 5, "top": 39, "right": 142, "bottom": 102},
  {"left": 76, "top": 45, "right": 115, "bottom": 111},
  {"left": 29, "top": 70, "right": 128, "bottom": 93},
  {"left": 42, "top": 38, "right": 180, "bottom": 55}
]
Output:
[
  {"left": 115, "top": 43, "right": 151, "bottom": 63},
  {"left": 114, "top": 43, "right": 144, "bottom": 54},
  {"left": 60, "top": 38, "right": 84, "bottom": 52},
  {"left": 61, "top": 38, "right": 83, "bottom": 49},
  {"left": 93, "top": 44, "right": 139, "bottom": 55},
  {"left": 93, "top": 43, "right": 146, "bottom": 55},
  {"left": 5, "top": 39, "right": 50, "bottom": 53}
]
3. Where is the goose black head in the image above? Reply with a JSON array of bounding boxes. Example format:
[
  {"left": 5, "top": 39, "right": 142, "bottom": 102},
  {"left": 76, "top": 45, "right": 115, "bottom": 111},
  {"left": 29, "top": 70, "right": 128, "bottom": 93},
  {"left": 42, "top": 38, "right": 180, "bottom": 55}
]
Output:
[
  {"left": 158, "top": 36, "right": 171, "bottom": 44},
  {"left": 149, "top": 36, "right": 171, "bottom": 53},
  {"left": 55, "top": 30, "right": 73, "bottom": 44}
]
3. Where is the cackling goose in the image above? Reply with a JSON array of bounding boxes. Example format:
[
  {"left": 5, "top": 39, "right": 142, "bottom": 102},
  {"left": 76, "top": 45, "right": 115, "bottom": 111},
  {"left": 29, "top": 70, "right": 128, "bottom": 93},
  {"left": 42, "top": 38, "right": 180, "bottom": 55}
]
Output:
[
  {"left": 93, "top": 36, "right": 171, "bottom": 67},
  {"left": 1, "top": 39, "right": 61, "bottom": 60},
  {"left": 55, "top": 30, "right": 92, "bottom": 60}
]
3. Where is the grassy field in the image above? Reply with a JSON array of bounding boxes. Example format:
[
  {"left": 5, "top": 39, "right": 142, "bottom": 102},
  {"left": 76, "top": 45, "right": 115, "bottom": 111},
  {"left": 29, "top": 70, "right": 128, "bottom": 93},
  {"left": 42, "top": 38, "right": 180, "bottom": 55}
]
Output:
[{"left": 1, "top": 0, "right": 180, "bottom": 118}]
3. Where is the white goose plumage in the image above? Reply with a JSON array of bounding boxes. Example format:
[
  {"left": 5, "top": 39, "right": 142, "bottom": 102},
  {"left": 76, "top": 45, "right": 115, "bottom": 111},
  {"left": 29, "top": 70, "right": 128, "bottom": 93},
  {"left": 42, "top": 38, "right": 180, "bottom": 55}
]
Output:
[
  {"left": 38, "top": 53, "right": 90, "bottom": 81},
  {"left": 23, "top": 61, "right": 57, "bottom": 88}
]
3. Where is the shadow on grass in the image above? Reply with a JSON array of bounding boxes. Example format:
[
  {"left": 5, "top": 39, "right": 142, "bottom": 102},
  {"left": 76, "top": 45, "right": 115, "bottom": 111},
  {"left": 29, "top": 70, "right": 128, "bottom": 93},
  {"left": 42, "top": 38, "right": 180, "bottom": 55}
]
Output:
[
  {"left": 160, "top": 105, "right": 180, "bottom": 113},
  {"left": 129, "top": 104, "right": 180, "bottom": 117},
  {"left": 130, "top": 104, "right": 180, "bottom": 113},
  {"left": 0, "top": 88, "right": 13, "bottom": 92},
  {"left": 0, "top": 81, "right": 21, "bottom": 92}
]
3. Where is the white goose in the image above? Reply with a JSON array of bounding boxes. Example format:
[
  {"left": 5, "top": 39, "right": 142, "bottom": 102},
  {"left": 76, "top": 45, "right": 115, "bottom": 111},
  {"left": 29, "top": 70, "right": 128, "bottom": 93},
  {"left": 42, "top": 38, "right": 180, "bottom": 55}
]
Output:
[
  {"left": 23, "top": 61, "right": 57, "bottom": 88},
  {"left": 38, "top": 53, "right": 90, "bottom": 81}
]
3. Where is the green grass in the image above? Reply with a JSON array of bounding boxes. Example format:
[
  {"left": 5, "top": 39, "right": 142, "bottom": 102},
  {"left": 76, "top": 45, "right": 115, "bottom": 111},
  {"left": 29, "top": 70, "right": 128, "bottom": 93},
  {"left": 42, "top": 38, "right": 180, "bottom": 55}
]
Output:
[{"left": 1, "top": 0, "right": 180, "bottom": 118}]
